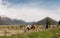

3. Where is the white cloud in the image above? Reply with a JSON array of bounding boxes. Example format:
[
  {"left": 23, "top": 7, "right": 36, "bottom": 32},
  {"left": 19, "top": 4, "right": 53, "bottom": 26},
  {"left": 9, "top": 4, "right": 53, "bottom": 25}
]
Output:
[
  {"left": 1, "top": 6, "right": 59, "bottom": 22},
  {"left": 0, "top": 0, "right": 60, "bottom": 22}
]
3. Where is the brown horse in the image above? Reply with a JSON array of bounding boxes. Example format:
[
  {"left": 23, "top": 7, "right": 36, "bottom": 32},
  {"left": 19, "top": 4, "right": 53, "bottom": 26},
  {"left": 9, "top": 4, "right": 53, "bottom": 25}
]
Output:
[{"left": 24, "top": 25, "right": 36, "bottom": 32}]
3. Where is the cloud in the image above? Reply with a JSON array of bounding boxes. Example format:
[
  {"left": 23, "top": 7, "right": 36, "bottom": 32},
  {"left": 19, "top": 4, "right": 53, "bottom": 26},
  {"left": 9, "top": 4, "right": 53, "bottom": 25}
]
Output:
[
  {"left": 0, "top": 0, "right": 60, "bottom": 22},
  {"left": 0, "top": 6, "right": 59, "bottom": 22}
]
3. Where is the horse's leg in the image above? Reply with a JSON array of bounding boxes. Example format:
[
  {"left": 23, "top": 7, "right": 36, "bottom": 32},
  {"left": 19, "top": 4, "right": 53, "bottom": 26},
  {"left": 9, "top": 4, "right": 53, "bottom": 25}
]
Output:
[
  {"left": 27, "top": 27, "right": 30, "bottom": 31},
  {"left": 24, "top": 27, "right": 28, "bottom": 32},
  {"left": 24, "top": 28, "right": 27, "bottom": 32}
]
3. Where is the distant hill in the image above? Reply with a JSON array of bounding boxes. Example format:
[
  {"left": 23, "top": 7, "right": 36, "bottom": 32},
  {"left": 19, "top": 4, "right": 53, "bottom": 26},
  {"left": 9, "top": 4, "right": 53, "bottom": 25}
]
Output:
[
  {"left": 12, "top": 19, "right": 26, "bottom": 25},
  {"left": 0, "top": 16, "right": 26, "bottom": 25},
  {"left": 0, "top": 16, "right": 12, "bottom": 25},
  {"left": 35, "top": 17, "right": 58, "bottom": 25},
  {"left": 26, "top": 22, "right": 36, "bottom": 25},
  {"left": 0, "top": 16, "right": 35, "bottom": 25},
  {"left": 0, "top": 16, "right": 58, "bottom": 25}
]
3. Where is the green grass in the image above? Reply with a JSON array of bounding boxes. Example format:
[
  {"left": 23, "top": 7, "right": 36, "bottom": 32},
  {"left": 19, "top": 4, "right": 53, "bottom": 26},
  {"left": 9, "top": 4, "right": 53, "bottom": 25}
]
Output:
[{"left": 0, "top": 28, "right": 60, "bottom": 38}]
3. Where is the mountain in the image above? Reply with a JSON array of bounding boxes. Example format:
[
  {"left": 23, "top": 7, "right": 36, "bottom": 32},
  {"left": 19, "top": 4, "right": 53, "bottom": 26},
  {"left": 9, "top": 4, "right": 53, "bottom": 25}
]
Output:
[
  {"left": 0, "top": 16, "right": 26, "bottom": 25},
  {"left": 35, "top": 17, "right": 58, "bottom": 25},
  {"left": 0, "top": 16, "right": 58, "bottom": 25},
  {"left": 12, "top": 19, "right": 26, "bottom": 25},
  {"left": 0, "top": 16, "right": 12, "bottom": 25},
  {"left": 26, "top": 22, "right": 36, "bottom": 25},
  {"left": 0, "top": 16, "right": 35, "bottom": 25}
]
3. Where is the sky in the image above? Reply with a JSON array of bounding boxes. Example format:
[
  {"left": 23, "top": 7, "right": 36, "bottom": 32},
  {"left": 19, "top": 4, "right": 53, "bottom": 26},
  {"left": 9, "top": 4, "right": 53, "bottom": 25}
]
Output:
[{"left": 0, "top": 0, "right": 60, "bottom": 22}]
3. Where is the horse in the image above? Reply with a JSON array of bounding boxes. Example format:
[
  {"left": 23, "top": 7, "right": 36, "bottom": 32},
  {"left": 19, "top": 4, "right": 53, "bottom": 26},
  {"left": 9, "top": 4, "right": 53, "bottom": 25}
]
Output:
[{"left": 24, "top": 25, "right": 36, "bottom": 32}]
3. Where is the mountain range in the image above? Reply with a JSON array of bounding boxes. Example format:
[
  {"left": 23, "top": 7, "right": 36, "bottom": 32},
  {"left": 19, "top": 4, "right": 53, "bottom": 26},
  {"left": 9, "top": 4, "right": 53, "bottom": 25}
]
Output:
[{"left": 0, "top": 16, "right": 58, "bottom": 25}]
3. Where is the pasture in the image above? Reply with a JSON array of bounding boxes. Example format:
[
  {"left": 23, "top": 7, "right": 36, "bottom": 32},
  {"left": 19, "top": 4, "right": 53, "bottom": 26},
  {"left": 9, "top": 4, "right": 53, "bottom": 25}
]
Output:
[{"left": 0, "top": 25, "right": 60, "bottom": 38}]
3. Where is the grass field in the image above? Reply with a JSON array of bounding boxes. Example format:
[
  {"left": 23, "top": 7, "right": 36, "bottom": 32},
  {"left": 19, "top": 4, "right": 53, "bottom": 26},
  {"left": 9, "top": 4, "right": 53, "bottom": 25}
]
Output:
[{"left": 0, "top": 25, "right": 60, "bottom": 38}]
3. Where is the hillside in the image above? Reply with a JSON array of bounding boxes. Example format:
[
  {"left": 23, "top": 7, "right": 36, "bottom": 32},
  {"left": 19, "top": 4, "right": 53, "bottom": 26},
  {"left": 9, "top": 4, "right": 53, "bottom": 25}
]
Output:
[
  {"left": 35, "top": 17, "right": 58, "bottom": 25},
  {"left": 0, "top": 16, "right": 26, "bottom": 25},
  {"left": 0, "top": 16, "right": 58, "bottom": 25}
]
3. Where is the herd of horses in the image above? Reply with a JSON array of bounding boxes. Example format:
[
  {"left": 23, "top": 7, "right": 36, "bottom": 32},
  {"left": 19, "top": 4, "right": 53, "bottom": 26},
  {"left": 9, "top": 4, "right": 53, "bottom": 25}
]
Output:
[
  {"left": 24, "top": 24, "right": 60, "bottom": 32},
  {"left": 24, "top": 25, "right": 37, "bottom": 32}
]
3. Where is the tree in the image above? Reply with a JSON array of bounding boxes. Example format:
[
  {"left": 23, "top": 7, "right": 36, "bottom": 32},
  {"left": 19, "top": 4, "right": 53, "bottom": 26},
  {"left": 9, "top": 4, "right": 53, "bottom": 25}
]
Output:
[
  {"left": 57, "top": 20, "right": 60, "bottom": 27},
  {"left": 45, "top": 18, "right": 49, "bottom": 29},
  {"left": 45, "top": 17, "right": 52, "bottom": 29}
]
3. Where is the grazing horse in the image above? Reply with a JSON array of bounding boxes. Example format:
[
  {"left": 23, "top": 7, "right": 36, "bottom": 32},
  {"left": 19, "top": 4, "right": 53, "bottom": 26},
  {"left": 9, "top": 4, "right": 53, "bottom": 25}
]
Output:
[
  {"left": 30, "top": 25, "right": 36, "bottom": 30},
  {"left": 24, "top": 25, "right": 36, "bottom": 32}
]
